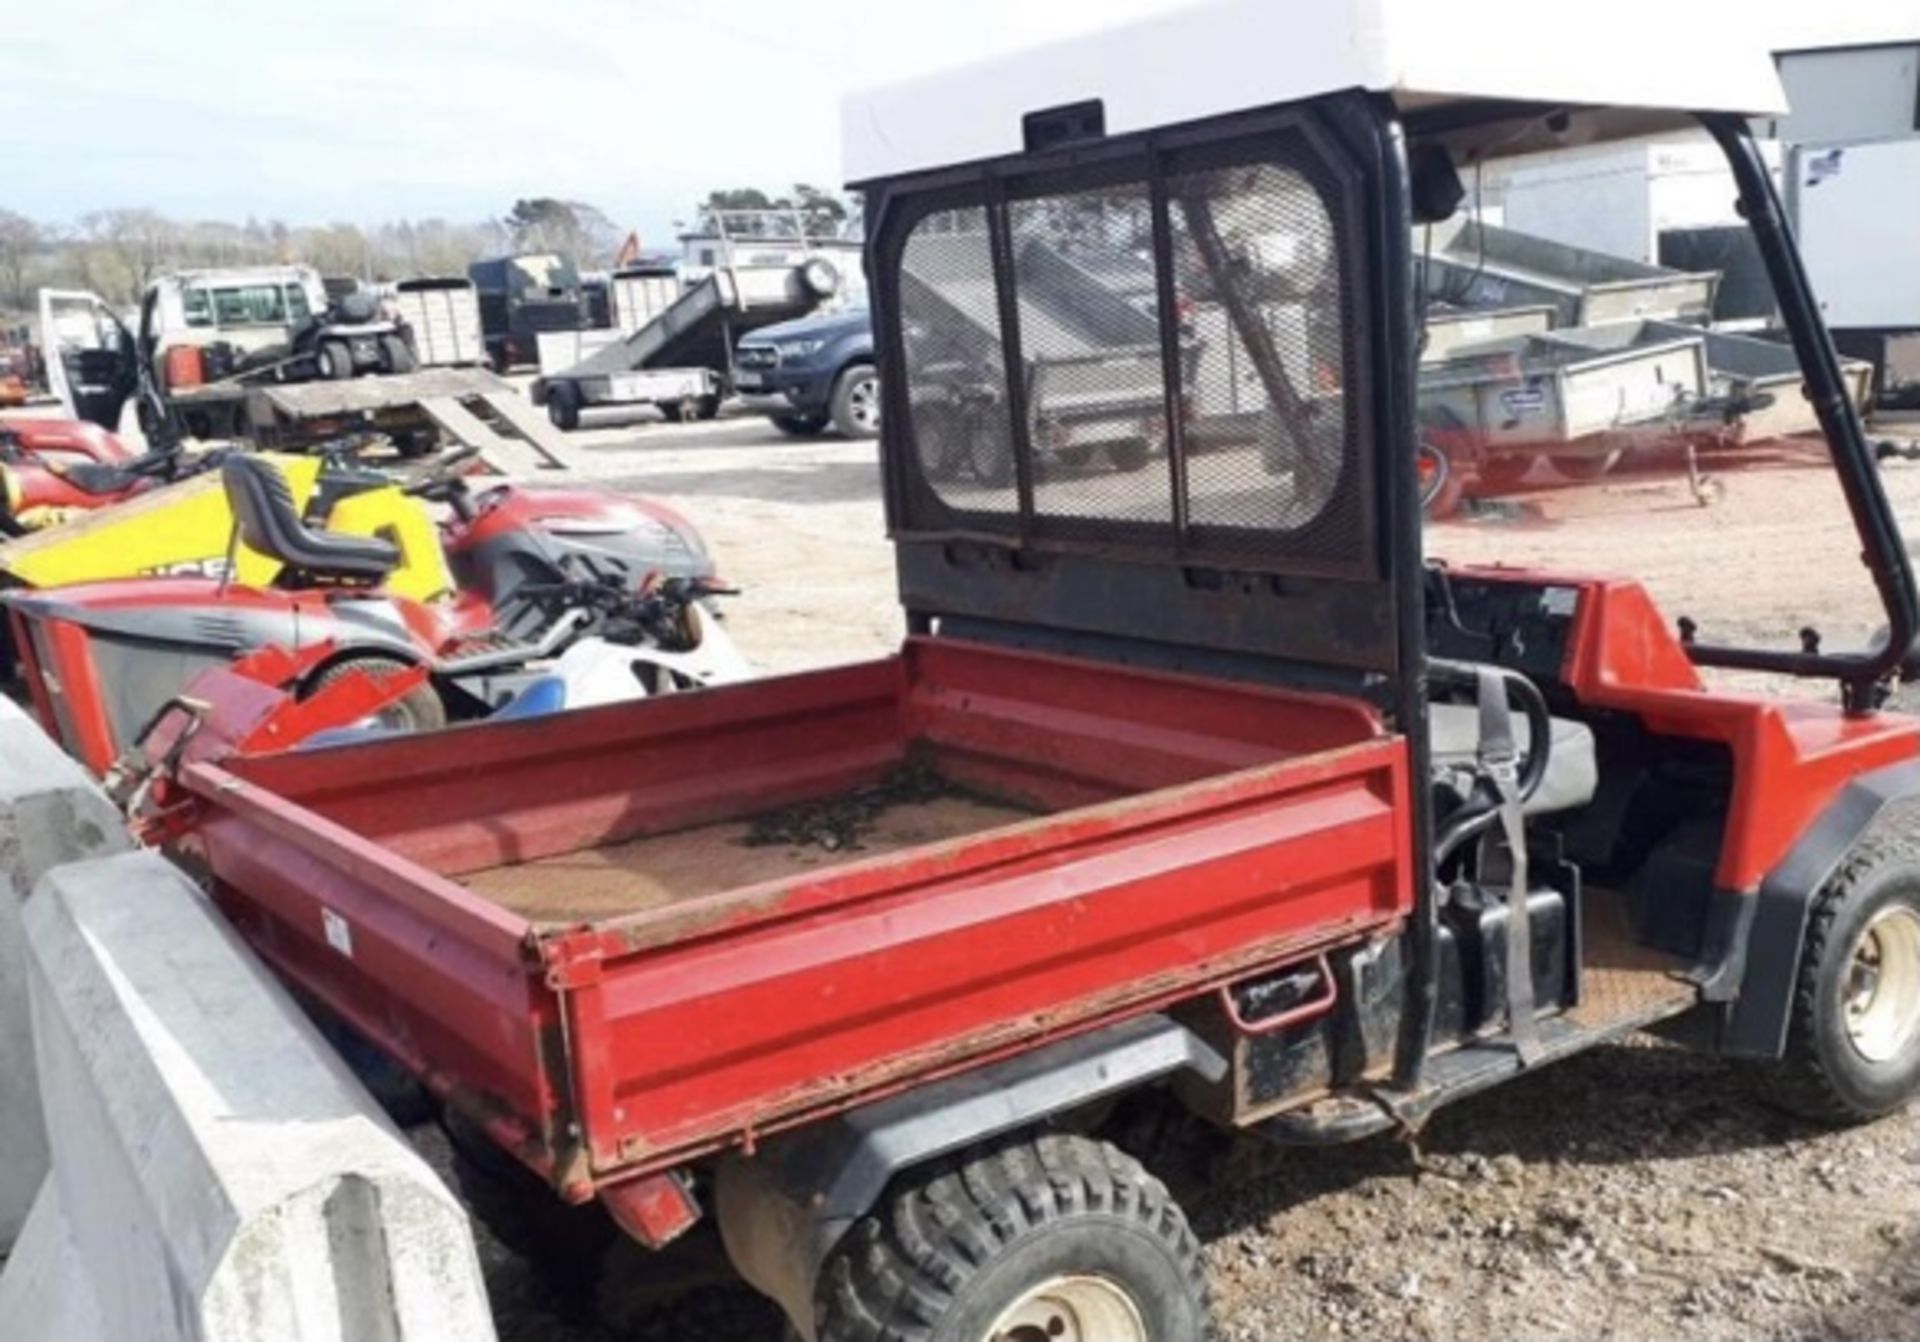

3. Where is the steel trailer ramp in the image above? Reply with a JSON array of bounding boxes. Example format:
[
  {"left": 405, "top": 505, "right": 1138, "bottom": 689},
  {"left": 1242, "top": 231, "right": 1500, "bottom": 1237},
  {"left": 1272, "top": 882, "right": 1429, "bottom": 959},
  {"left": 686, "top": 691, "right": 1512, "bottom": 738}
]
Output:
[
  {"left": 473, "top": 389, "right": 579, "bottom": 469},
  {"left": 418, "top": 397, "right": 556, "bottom": 475}
]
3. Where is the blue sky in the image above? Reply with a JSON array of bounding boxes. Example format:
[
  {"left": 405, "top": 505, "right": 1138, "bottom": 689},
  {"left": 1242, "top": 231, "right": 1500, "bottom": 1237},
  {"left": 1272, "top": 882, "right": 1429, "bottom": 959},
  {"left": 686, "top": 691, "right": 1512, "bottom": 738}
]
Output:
[
  {"left": 0, "top": 0, "right": 1187, "bottom": 242},
  {"left": 4, "top": 0, "right": 1913, "bottom": 244}
]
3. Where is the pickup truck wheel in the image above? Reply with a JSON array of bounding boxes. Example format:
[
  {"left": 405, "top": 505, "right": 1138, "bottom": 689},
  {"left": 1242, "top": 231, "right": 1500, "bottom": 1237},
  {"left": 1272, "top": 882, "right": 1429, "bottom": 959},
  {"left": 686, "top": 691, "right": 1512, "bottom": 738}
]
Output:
[
  {"left": 1771, "top": 820, "right": 1920, "bottom": 1123},
  {"left": 816, "top": 1134, "right": 1210, "bottom": 1342},
  {"left": 661, "top": 400, "right": 691, "bottom": 424},
  {"left": 830, "top": 364, "right": 881, "bottom": 439},
  {"left": 771, "top": 413, "right": 830, "bottom": 437},
  {"left": 307, "top": 657, "right": 446, "bottom": 733}
]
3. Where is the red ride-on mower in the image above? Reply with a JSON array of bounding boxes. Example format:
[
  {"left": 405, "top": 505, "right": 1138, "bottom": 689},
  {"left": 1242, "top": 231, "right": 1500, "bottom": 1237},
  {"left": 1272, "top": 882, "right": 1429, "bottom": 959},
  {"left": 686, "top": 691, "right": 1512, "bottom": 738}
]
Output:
[{"left": 5, "top": 450, "right": 722, "bottom": 774}]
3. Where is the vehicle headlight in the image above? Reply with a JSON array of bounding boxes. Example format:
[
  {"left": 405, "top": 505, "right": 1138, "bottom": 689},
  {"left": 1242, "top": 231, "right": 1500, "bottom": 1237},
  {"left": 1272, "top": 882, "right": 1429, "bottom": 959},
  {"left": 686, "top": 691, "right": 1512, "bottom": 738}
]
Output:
[{"left": 775, "top": 339, "right": 826, "bottom": 360}]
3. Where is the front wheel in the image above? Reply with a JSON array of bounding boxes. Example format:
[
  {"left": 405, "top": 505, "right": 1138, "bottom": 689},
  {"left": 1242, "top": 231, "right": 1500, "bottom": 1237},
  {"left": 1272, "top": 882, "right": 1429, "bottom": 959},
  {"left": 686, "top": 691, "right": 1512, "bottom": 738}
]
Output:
[
  {"left": 816, "top": 1134, "right": 1210, "bottom": 1342},
  {"left": 1772, "top": 818, "right": 1920, "bottom": 1123},
  {"left": 830, "top": 364, "right": 881, "bottom": 439},
  {"left": 306, "top": 657, "right": 446, "bottom": 734}
]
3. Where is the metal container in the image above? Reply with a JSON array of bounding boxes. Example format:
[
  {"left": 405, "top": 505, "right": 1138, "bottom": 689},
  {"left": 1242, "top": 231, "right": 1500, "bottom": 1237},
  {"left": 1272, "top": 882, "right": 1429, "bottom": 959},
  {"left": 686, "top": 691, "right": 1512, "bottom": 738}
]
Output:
[
  {"left": 1557, "top": 320, "right": 1872, "bottom": 445},
  {"left": 1421, "top": 304, "right": 1557, "bottom": 362},
  {"left": 1418, "top": 327, "right": 1708, "bottom": 463},
  {"left": 1420, "top": 221, "right": 1719, "bottom": 327}
]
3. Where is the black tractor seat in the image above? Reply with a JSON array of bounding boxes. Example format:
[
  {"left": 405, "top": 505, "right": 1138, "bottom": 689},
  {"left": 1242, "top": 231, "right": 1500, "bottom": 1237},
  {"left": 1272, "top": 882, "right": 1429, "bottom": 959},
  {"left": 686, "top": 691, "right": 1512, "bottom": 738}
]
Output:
[
  {"left": 55, "top": 458, "right": 162, "bottom": 496},
  {"left": 222, "top": 455, "right": 398, "bottom": 586}
]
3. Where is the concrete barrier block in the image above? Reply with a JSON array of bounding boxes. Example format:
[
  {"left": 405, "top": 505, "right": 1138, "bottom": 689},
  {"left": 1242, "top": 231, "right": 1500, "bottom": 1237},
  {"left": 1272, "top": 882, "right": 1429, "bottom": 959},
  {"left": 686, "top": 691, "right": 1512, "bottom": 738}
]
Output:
[
  {"left": 0, "top": 696, "right": 129, "bottom": 1250},
  {"left": 0, "top": 1182, "right": 106, "bottom": 1341},
  {"left": 16, "top": 849, "right": 496, "bottom": 1342}
]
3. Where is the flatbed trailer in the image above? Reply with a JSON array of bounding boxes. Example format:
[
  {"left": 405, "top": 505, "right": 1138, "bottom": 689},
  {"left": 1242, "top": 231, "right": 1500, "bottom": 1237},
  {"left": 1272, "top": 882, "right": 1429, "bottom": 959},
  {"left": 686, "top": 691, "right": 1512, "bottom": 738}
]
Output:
[{"left": 174, "top": 637, "right": 1409, "bottom": 1185}]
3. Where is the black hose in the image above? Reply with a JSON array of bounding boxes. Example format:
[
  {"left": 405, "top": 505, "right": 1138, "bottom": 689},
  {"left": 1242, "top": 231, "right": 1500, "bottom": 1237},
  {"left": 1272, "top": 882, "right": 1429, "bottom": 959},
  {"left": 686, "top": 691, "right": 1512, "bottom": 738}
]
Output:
[{"left": 1426, "top": 660, "right": 1553, "bottom": 868}]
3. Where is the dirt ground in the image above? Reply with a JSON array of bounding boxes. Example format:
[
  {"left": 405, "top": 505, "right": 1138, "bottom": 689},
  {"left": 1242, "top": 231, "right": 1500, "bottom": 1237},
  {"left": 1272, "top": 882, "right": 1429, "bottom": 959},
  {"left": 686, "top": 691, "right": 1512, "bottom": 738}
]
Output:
[{"left": 431, "top": 406, "right": 1920, "bottom": 1341}]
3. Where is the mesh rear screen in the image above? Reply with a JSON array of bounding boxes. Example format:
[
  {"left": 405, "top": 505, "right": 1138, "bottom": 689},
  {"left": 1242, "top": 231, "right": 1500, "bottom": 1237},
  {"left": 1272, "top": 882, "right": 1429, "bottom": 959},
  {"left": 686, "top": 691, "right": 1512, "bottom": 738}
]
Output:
[
  {"left": 898, "top": 207, "right": 1020, "bottom": 519},
  {"left": 1010, "top": 183, "right": 1174, "bottom": 530},
  {"left": 1167, "top": 159, "right": 1357, "bottom": 559},
  {"left": 885, "top": 121, "right": 1368, "bottom": 575}
]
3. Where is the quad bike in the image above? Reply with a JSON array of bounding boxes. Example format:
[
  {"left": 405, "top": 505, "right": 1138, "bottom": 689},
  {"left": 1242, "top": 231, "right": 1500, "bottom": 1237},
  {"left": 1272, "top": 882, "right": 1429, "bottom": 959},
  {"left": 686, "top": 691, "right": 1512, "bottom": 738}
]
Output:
[{"left": 5, "top": 450, "right": 722, "bottom": 774}]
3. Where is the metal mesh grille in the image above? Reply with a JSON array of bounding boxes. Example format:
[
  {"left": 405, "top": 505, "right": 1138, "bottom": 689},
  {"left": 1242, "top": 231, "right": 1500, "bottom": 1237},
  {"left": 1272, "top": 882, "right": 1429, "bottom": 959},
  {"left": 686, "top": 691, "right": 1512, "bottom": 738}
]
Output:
[
  {"left": 898, "top": 207, "right": 1020, "bottom": 517},
  {"left": 1167, "top": 159, "right": 1355, "bottom": 556},
  {"left": 1008, "top": 184, "right": 1174, "bottom": 528}
]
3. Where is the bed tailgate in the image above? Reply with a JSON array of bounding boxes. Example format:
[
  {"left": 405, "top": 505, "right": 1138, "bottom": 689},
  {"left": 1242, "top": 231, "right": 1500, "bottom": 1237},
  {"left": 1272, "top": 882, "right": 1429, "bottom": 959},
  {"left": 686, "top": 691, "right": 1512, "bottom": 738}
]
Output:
[{"left": 541, "top": 737, "right": 1412, "bottom": 1175}]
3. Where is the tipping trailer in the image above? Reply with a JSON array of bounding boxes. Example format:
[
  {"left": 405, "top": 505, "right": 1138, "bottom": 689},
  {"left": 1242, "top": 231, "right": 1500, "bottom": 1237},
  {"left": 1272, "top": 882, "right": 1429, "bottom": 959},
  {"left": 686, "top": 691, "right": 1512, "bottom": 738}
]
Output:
[
  {"left": 143, "top": 5, "right": 1920, "bottom": 1338},
  {"left": 533, "top": 213, "right": 846, "bottom": 429},
  {"left": 1421, "top": 219, "right": 1721, "bottom": 326}
]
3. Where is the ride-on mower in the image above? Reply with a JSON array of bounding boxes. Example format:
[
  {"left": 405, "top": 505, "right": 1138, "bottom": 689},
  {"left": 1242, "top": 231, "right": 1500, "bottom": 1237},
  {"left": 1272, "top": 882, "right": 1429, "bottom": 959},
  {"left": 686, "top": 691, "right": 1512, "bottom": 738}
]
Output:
[
  {"left": 120, "top": 7, "right": 1920, "bottom": 1339},
  {"left": 5, "top": 448, "right": 723, "bottom": 773}
]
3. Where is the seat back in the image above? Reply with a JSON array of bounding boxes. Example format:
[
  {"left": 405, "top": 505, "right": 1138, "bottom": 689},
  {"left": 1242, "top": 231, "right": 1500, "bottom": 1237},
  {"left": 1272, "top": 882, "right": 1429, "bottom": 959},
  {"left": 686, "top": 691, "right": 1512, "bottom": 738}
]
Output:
[{"left": 222, "top": 455, "right": 399, "bottom": 585}]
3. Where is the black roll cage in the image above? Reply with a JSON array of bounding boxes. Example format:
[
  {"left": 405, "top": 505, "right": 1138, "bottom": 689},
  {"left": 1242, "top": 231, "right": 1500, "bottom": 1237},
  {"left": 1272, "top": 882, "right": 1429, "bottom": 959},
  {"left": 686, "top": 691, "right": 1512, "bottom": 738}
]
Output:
[{"left": 859, "top": 92, "right": 1920, "bottom": 1090}]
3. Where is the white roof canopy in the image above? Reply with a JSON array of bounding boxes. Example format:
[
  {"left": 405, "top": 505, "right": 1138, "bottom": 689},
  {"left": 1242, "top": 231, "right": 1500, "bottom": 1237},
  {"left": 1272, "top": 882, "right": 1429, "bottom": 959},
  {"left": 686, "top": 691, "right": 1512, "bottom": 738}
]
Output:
[{"left": 843, "top": 0, "right": 1791, "bottom": 184}]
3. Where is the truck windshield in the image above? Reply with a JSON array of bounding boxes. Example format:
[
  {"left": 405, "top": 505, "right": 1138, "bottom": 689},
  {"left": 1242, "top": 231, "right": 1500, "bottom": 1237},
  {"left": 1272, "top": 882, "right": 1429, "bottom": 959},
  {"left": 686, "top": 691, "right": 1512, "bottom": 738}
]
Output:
[
  {"left": 1415, "top": 140, "right": 1894, "bottom": 699},
  {"left": 182, "top": 283, "right": 313, "bottom": 328}
]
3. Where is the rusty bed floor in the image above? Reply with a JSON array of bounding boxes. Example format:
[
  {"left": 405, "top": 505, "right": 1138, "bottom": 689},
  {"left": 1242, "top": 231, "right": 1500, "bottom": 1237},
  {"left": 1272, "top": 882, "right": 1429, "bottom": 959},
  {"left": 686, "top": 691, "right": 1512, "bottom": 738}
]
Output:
[{"left": 461, "top": 793, "right": 1039, "bottom": 926}]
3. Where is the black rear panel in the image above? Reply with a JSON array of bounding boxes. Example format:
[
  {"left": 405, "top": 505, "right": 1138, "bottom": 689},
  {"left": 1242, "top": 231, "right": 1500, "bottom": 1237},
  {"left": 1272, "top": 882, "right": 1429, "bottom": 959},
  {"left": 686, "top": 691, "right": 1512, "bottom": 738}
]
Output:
[{"left": 867, "top": 95, "right": 1399, "bottom": 689}]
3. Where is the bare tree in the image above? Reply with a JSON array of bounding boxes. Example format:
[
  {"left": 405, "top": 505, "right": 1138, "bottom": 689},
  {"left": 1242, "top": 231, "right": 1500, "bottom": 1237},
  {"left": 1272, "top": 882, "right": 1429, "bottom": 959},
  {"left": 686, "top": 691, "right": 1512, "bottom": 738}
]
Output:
[{"left": 0, "top": 209, "right": 41, "bottom": 310}]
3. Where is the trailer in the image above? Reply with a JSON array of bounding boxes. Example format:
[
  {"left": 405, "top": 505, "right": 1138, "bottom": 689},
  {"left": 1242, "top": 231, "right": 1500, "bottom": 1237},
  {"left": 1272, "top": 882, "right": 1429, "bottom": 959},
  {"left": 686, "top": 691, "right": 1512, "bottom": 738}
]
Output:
[
  {"left": 1421, "top": 219, "right": 1720, "bottom": 327},
  {"left": 534, "top": 214, "right": 845, "bottom": 430},
  {"left": 1418, "top": 325, "right": 1709, "bottom": 487},
  {"left": 1554, "top": 319, "right": 1875, "bottom": 446},
  {"left": 392, "top": 277, "right": 486, "bottom": 368}
]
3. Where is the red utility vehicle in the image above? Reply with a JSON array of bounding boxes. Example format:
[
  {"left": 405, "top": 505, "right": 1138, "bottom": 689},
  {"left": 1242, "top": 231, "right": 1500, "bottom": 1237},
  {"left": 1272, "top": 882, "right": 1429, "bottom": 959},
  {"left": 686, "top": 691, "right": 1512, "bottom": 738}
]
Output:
[{"left": 141, "top": 9, "right": 1920, "bottom": 1338}]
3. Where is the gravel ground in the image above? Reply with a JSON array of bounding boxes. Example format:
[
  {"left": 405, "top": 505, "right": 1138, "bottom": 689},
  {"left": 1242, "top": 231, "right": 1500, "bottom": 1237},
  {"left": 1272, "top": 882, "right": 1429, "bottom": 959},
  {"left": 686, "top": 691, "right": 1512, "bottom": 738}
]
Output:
[
  {"left": 5, "top": 396, "right": 1914, "bottom": 1338},
  {"left": 460, "top": 407, "right": 1916, "bottom": 1339}
]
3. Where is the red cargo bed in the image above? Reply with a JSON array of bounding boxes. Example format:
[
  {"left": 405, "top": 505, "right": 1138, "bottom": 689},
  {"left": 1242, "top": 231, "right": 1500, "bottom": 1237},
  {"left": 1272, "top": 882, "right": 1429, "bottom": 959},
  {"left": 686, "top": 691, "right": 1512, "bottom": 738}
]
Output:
[{"left": 177, "top": 638, "right": 1412, "bottom": 1195}]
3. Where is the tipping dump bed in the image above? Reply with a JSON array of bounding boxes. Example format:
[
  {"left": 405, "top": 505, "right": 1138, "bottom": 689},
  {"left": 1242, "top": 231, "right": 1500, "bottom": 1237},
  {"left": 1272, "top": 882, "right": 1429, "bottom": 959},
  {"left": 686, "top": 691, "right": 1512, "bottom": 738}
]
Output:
[{"left": 181, "top": 638, "right": 1412, "bottom": 1190}]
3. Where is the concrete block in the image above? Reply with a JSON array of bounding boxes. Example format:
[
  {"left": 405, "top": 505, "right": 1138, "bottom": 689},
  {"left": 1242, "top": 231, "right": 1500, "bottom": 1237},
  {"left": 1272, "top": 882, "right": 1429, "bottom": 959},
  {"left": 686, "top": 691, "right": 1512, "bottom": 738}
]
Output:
[
  {"left": 0, "top": 1182, "right": 106, "bottom": 1341},
  {"left": 0, "top": 696, "right": 129, "bottom": 1249},
  {"left": 14, "top": 849, "right": 496, "bottom": 1342}
]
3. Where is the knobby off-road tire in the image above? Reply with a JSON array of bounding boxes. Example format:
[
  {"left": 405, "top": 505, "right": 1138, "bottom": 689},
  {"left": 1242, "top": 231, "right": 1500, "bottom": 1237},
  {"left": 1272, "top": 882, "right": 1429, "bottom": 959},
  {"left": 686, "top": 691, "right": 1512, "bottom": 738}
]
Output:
[
  {"left": 308, "top": 657, "right": 447, "bottom": 734},
  {"left": 816, "top": 1133, "right": 1211, "bottom": 1342},
  {"left": 1773, "top": 815, "right": 1920, "bottom": 1123}
]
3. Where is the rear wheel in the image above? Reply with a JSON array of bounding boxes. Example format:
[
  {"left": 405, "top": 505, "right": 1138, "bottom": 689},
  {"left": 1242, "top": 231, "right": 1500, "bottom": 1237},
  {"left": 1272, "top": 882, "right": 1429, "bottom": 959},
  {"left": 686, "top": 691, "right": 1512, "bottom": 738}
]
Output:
[
  {"left": 660, "top": 400, "right": 691, "bottom": 424},
  {"left": 1772, "top": 819, "right": 1920, "bottom": 1123},
  {"left": 380, "top": 334, "right": 417, "bottom": 374},
  {"left": 306, "top": 657, "right": 446, "bottom": 734},
  {"left": 770, "top": 413, "right": 830, "bottom": 437},
  {"left": 830, "top": 363, "right": 881, "bottom": 439},
  {"left": 547, "top": 381, "right": 582, "bottom": 432},
  {"left": 1108, "top": 438, "right": 1151, "bottom": 473},
  {"left": 816, "top": 1134, "right": 1210, "bottom": 1342},
  {"left": 319, "top": 340, "right": 357, "bottom": 381}
]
